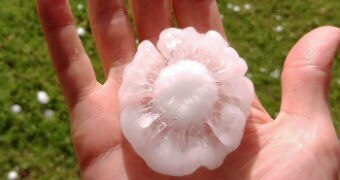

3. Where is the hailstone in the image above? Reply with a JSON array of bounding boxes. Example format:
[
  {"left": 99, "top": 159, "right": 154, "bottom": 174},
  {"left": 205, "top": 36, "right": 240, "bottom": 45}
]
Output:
[
  {"left": 119, "top": 27, "right": 254, "bottom": 176},
  {"left": 7, "top": 170, "right": 18, "bottom": 180},
  {"left": 37, "top": 90, "right": 49, "bottom": 104}
]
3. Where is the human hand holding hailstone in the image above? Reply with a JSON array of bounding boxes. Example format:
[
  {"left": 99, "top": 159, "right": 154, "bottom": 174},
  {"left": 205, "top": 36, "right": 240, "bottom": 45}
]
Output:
[{"left": 37, "top": 0, "right": 340, "bottom": 179}]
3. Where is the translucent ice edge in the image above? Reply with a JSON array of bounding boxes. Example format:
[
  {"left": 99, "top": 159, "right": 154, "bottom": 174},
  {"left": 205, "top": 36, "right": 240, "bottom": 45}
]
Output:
[{"left": 119, "top": 27, "right": 254, "bottom": 176}]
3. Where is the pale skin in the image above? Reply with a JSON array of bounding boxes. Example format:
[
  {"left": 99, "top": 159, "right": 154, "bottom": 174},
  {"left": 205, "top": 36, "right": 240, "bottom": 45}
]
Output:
[{"left": 36, "top": 0, "right": 340, "bottom": 179}]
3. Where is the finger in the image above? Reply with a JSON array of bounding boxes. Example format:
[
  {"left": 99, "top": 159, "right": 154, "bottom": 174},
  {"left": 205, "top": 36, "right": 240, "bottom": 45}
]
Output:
[
  {"left": 88, "top": 0, "right": 135, "bottom": 78},
  {"left": 250, "top": 96, "right": 273, "bottom": 124},
  {"left": 129, "top": 0, "right": 173, "bottom": 43},
  {"left": 37, "top": 0, "right": 97, "bottom": 107},
  {"left": 281, "top": 26, "right": 340, "bottom": 119},
  {"left": 172, "top": 0, "right": 225, "bottom": 37}
]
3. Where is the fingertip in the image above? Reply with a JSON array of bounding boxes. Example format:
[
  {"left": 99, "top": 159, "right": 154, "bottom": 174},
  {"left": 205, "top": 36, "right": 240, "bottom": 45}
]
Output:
[
  {"left": 37, "top": 0, "right": 74, "bottom": 31},
  {"left": 309, "top": 26, "right": 340, "bottom": 52},
  {"left": 311, "top": 26, "right": 340, "bottom": 36},
  {"left": 285, "top": 26, "right": 340, "bottom": 70}
]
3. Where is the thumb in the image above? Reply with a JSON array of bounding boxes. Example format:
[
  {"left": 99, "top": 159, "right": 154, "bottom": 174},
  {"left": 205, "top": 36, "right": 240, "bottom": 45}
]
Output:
[{"left": 281, "top": 26, "right": 340, "bottom": 119}]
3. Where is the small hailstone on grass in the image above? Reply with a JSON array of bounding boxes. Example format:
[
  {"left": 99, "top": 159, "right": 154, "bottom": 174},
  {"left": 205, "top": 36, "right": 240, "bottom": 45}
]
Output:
[
  {"left": 44, "top": 109, "right": 55, "bottom": 118},
  {"left": 334, "top": 78, "right": 340, "bottom": 86},
  {"left": 275, "top": 15, "right": 283, "bottom": 21},
  {"left": 259, "top": 67, "right": 267, "bottom": 73},
  {"left": 246, "top": 72, "right": 253, "bottom": 79},
  {"left": 37, "top": 91, "right": 49, "bottom": 104},
  {"left": 270, "top": 69, "right": 281, "bottom": 79},
  {"left": 227, "top": 3, "right": 233, "bottom": 9},
  {"left": 7, "top": 170, "right": 18, "bottom": 180},
  {"left": 119, "top": 27, "right": 254, "bottom": 176},
  {"left": 77, "top": 3, "right": 84, "bottom": 10},
  {"left": 336, "top": 78, "right": 340, "bottom": 85},
  {"left": 244, "top": 3, "right": 252, "bottom": 10},
  {"left": 77, "top": 27, "right": 86, "bottom": 36},
  {"left": 233, "top": 5, "right": 241, "bottom": 12},
  {"left": 275, "top": 25, "right": 284, "bottom": 32},
  {"left": 11, "top": 104, "right": 22, "bottom": 114}
]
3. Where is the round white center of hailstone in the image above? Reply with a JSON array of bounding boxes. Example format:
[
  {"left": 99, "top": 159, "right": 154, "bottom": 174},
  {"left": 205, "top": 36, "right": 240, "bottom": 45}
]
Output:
[{"left": 153, "top": 60, "right": 219, "bottom": 128}]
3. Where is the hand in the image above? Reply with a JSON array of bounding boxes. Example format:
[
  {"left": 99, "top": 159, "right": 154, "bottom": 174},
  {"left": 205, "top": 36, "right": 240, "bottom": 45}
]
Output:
[{"left": 37, "top": 0, "right": 340, "bottom": 179}]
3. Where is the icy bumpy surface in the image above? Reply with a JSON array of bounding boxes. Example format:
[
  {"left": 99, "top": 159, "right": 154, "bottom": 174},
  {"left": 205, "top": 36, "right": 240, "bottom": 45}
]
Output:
[{"left": 119, "top": 27, "right": 254, "bottom": 176}]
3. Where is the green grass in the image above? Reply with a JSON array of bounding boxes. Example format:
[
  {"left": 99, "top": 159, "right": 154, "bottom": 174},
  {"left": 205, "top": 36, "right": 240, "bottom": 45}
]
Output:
[{"left": 1, "top": 0, "right": 340, "bottom": 179}]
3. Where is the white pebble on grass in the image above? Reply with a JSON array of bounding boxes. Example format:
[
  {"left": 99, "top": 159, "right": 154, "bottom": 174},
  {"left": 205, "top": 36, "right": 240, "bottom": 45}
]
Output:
[
  {"left": 11, "top": 104, "right": 22, "bottom": 114},
  {"left": 275, "top": 25, "right": 284, "bottom": 32},
  {"left": 270, "top": 69, "right": 281, "bottom": 79},
  {"left": 244, "top": 3, "right": 252, "bottom": 10},
  {"left": 77, "top": 27, "right": 86, "bottom": 36},
  {"left": 7, "top": 170, "right": 18, "bottom": 180},
  {"left": 44, "top": 109, "right": 55, "bottom": 118},
  {"left": 37, "top": 91, "right": 49, "bottom": 104}
]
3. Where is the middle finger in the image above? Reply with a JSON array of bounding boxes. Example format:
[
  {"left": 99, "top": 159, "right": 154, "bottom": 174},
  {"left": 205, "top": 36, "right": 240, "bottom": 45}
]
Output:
[
  {"left": 173, "top": 0, "right": 226, "bottom": 37},
  {"left": 88, "top": 0, "right": 136, "bottom": 77},
  {"left": 129, "top": 0, "right": 172, "bottom": 43}
]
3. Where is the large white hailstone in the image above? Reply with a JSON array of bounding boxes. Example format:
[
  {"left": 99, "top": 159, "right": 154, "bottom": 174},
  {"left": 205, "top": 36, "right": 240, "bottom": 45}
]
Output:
[
  {"left": 37, "top": 90, "right": 49, "bottom": 104},
  {"left": 119, "top": 27, "right": 254, "bottom": 176},
  {"left": 7, "top": 170, "right": 18, "bottom": 180}
]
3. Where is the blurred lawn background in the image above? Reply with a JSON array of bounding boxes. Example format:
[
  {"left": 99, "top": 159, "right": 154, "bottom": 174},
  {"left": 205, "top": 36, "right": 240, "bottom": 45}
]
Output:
[{"left": 1, "top": 0, "right": 340, "bottom": 179}]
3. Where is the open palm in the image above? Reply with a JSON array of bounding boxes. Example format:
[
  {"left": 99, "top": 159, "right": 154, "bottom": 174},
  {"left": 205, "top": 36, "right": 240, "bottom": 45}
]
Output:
[{"left": 37, "top": 0, "right": 340, "bottom": 179}]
